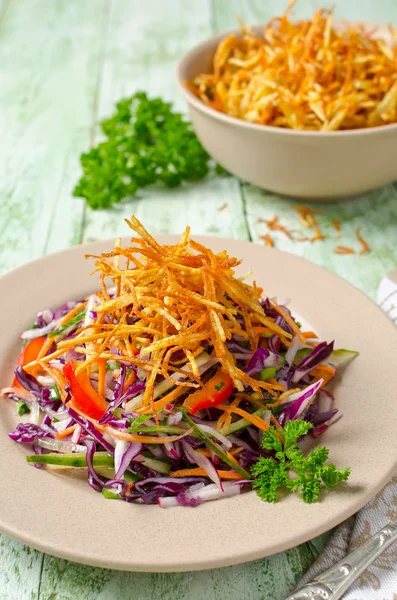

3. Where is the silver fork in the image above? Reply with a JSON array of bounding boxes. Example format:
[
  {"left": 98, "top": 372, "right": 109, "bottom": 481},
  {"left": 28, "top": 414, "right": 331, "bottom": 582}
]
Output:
[{"left": 286, "top": 517, "right": 397, "bottom": 599}]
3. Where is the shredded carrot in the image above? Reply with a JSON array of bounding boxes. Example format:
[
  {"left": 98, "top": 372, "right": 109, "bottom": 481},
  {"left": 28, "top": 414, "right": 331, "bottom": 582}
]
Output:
[
  {"left": 310, "top": 366, "right": 336, "bottom": 386},
  {"left": 125, "top": 481, "right": 135, "bottom": 495},
  {"left": 356, "top": 227, "right": 370, "bottom": 254},
  {"left": 217, "top": 202, "right": 228, "bottom": 212},
  {"left": 36, "top": 362, "right": 68, "bottom": 402},
  {"left": 217, "top": 403, "right": 271, "bottom": 432},
  {"left": 54, "top": 425, "right": 76, "bottom": 440},
  {"left": 270, "top": 414, "right": 281, "bottom": 429},
  {"left": 37, "top": 302, "right": 87, "bottom": 360},
  {"left": 97, "top": 359, "right": 106, "bottom": 398},
  {"left": 334, "top": 245, "right": 355, "bottom": 255},
  {"left": 271, "top": 303, "right": 306, "bottom": 343},
  {"left": 217, "top": 396, "right": 242, "bottom": 431},
  {"left": 333, "top": 219, "right": 341, "bottom": 234},
  {"left": 0, "top": 386, "right": 32, "bottom": 399},
  {"left": 310, "top": 364, "right": 335, "bottom": 376},
  {"left": 225, "top": 450, "right": 241, "bottom": 467},
  {"left": 136, "top": 386, "right": 186, "bottom": 415},
  {"left": 170, "top": 468, "right": 243, "bottom": 480},
  {"left": 252, "top": 326, "right": 274, "bottom": 334},
  {"left": 260, "top": 234, "right": 274, "bottom": 247},
  {"left": 99, "top": 423, "right": 194, "bottom": 445},
  {"left": 229, "top": 446, "right": 244, "bottom": 456},
  {"left": 122, "top": 368, "right": 136, "bottom": 394},
  {"left": 303, "top": 331, "right": 318, "bottom": 339}
]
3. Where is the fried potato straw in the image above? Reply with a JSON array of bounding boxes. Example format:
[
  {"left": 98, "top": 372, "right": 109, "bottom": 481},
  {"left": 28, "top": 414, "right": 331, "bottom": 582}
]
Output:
[
  {"left": 35, "top": 217, "right": 293, "bottom": 409},
  {"left": 187, "top": 0, "right": 397, "bottom": 131}
]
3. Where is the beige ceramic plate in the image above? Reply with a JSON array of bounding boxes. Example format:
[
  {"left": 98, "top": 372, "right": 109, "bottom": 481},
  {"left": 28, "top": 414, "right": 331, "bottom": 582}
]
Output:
[{"left": 1, "top": 236, "right": 397, "bottom": 572}]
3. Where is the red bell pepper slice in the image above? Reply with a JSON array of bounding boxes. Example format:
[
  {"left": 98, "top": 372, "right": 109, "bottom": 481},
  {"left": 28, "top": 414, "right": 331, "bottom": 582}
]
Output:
[
  {"left": 183, "top": 369, "right": 233, "bottom": 415},
  {"left": 63, "top": 361, "right": 108, "bottom": 420},
  {"left": 12, "top": 337, "right": 46, "bottom": 387}
]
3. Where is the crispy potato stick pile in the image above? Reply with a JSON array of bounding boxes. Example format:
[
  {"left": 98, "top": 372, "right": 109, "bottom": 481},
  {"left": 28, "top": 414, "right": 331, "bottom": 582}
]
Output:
[
  {"left": 187, "top": 1, "right": 397, "bottom": 130},
  {"left": 43, "top": 217, "right": 291, "bottom": 409}
]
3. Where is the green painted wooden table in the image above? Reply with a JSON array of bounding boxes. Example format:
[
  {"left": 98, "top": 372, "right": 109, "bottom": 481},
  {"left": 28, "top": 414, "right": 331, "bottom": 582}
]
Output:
[{"left": 1, "top": 0, "right": 397, "bottom": 598}]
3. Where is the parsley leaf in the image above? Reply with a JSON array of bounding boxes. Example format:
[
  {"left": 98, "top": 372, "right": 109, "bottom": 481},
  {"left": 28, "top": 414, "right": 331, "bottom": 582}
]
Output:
[
  {"left": 73, "top": 92, "right": 216, "bottom": 210},
  {"left": 214, "top": 382, "right": 225, "bottom": 391},
  {"left": 251, "top": 419, "right": 350, "bottom": 503}
]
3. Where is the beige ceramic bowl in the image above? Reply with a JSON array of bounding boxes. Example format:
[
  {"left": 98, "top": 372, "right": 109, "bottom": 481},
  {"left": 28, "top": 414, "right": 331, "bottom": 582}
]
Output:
[{"left": 176, "top": 25, "right": 397, "bottom": 201}]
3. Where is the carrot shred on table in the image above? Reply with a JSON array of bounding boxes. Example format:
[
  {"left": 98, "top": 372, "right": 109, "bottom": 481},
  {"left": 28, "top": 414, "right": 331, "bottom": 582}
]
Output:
[
  {"left": 333, "top": 219, "right": 341, "bottom": 234},
  {"left": 264, "top": 216, "right": 294, "bottom": 240},
  {"left": 356, "top": 227, "right": 370, "bottom": 254},
  {"left": 334, "top": 245, "right": 355, "bottom": 255},
  {"left": 294, "top": 206, "right": 322, "bottom": 228},
  {"left": 294, "top": 206, "right": 326, "bottom": 242},
  {"left": 260, "top": 233, "right": 274, "bottom": 247},
  {"left": 310, "top": 225, "right": 327, "bottom": 243},
  {"left": 217, "top": 202, "right": 228, "bottom": 212}
]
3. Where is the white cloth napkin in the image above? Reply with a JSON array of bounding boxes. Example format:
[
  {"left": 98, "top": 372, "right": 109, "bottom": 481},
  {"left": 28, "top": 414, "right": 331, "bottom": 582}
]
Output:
[{"left": 294, "top": 271, "right": 397, "bottom": 599}]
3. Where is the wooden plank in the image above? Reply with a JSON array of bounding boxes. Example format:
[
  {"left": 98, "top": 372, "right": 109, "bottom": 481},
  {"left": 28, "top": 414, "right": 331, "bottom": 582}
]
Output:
[
  {"left": 0, "top": 534, "right": 42, "bottom": 600},
  {"left": 313, "top": 0, "right": 397, "bottom": 22},
  {"left": 0, "top": 0, "right": 12, "bottom": 23},
  {"left": 0, "top": 0, "right": 107, "bottom": 274},
  {"left": 81, "top": 0, "right": 248, "bottom": 244},
  {"left": 38, "top": 540, "right": 320, "bottom": 600},
  {"left": 0, "top": 1, "right": 108, "bottom": 598},
  {"left": 212, "top": 0, "right": 317, "bottom": 31},
  {"left": 214, "top": 0, "right": 397, "bottom": 26}
]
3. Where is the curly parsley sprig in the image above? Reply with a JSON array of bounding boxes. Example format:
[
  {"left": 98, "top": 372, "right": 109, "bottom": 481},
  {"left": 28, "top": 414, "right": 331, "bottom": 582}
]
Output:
[
  {"left": 251, "top": 420, "right": 350, "bottom": 503},
  {"left": 73, "top": 92, "right": 224, "bottom": 210}
]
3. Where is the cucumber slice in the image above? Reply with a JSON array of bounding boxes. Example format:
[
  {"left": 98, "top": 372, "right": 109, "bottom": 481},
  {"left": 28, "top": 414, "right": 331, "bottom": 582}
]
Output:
[
  {"left": 329, "top": 349, "right": 359, "bottom": 368},
  {"left": 26, "top": 451, "right": 113, "bottom": 467}
]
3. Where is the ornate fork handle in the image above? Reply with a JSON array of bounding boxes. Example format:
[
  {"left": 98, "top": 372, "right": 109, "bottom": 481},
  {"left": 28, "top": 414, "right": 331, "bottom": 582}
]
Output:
[{"left": 286, "top": 517, "right": 397, "bottom": 600}]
